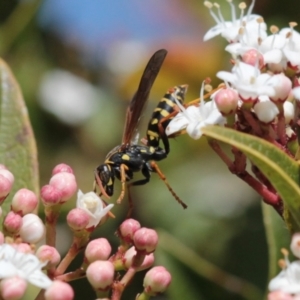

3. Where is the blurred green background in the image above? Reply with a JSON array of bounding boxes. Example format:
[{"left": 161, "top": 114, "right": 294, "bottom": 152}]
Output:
[{"left": 1, "top": 0, "right": 297, "bottom": 299}]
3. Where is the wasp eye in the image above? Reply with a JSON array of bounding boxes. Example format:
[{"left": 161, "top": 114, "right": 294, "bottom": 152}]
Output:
[{"left": 97, "top": 164, "right": 111, "bottom": 185}]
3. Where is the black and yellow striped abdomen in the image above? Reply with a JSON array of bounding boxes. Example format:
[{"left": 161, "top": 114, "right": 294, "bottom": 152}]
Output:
[{"left": 146, "top": 84, "right": 188, "bottom": 153}]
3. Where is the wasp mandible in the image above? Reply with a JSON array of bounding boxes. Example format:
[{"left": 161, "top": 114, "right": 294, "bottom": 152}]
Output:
[{"left": 95, "top": 49, "right": 187, "bottom": 211}]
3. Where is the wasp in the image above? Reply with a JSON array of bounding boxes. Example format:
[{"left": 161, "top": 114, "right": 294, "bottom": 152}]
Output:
[
  {"left": 95, "top": 49, "right": 187, "bottom": 211},
  {"left": 146, "top": 84, "right": 188, "bottom": 154}
]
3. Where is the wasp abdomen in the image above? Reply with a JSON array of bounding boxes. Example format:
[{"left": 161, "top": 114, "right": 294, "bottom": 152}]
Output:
[{"left": 146, "top": 85, "right": 188, "bottom": 152}]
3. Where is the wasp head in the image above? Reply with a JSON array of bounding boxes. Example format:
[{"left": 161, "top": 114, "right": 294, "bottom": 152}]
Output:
[{"left": 95, "top": 164, "right": 115, "bottom": 197}]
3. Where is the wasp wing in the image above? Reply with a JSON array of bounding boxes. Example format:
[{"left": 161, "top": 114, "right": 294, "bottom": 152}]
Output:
[{"left": 121, "top": 49, "right": 167, "bottom": 148}]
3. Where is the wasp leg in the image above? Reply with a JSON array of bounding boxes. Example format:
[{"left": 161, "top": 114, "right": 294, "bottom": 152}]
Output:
[
  {"left": 94, "top": 170, "right": 110, "bottom": 199},
  {"left": 116, "top": 164, "right": 129, "bottom": 204},
  {"left": 150, "top": 161, "right": 187, "bottom": 209},
  {"left": 126, "top": 164, "right": 151, "bottom": 217}
]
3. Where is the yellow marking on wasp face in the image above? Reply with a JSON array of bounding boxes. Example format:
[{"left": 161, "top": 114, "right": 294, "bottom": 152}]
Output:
[
  {"left": 160, "top": 109, "right": 169, "bottom": 117},
  {"left": 149, "top": 146, "right": 155, "bottom": 153},
  {"left": 122, "top": 154, "right": 130, "bottom": 160},
  {"left": 147, "top": 130, "right": 159, "bottom": 138},
  {"left": 140, "top": 149, "right": 147, "bottom": 153},
  {"left": 107, "top": 178, "right": 113, "bottom": 185},
  {"left": 151, "top": 118, "right": 158, "bottom": 125}
]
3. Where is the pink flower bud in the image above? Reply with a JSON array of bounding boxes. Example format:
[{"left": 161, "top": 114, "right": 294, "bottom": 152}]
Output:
[
  {"left": 214, "top": 88, "right": 239, "bottom": 116},
  {"left": 270, "top": 73, "right": 292, "bottom": 103},
  {"left": 0, "top": 167, "right": 14, "bottom": 184},
  {"left": 11, "top": 188, "right": 38, "bottom": 215},
  {"left": 0, "top": 169, "right": 14, "bottom": 202},
  {"left": 143, "top": 266, "right": 171, "bottom": 296},
  {"left": 36, "top": 245, "right": 61, "bottom": 268},
  {"left": 123, "top": 247, "right": 154, "bottom": 271},
  {"left": 290, "top": 233, "right": 300, "bottom": 259},
  {"left": 49, "top": 173, "right": 77, "bottom": 202},
  {"left": 0, "top": 276, "right": 27, "bottom": 300},
  {"left": 242, "top": 49, "right": 264, "bottom": 68},
  {"left": 85, "top": 238, "right": 112, "bottom": 263},
  {"left": 19, "top": 214, "right": 45, "bottom": 244},
  {"left": 133, "top": 228, "right": 158, "bottom": 254},
  {"left": 41, "top": 185, "right": 63, "bottom": 206},
  {"left": 3, "top": 211, "right": 22, "bottom": 234},
  {"left": 12, "top": 242, "right": 33, "bottom": 253},
  {"left": 45, "top": 281, "right": 74, "bottom": 300},
  {"left": 118, "top": 218, "right": 141, "bottom": 244},
  {"left": 67, "top": 208, "right": 90, "bottom": 230},
  {"left": 86, "top": 261, "right": 115, "bottom": 291},
  {"left": 267, "top": 291, "right": 294, "bottom": 300},
  {"left": 52, "top": 164, "right": 74, "bottom": 175}
]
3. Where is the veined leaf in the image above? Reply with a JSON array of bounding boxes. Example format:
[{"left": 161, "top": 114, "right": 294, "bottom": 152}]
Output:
[{"left": 0, "top": 58, "right": 38, "bottom": 215}]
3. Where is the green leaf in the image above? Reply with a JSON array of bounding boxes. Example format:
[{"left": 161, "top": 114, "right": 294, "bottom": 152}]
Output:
[
  {"left": 0, "top": 58, "right": 38, "bottom": 215},
  {"left": 262, "top": 203, "right": 290, "bottom": 279},
  {"left": 201, "top": 125, "right": 300, "bottom": 231}
]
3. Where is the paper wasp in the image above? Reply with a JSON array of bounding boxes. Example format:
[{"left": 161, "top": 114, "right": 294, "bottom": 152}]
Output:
[{"left": 95, "top": 49, "right": 187, "bottom": 211}]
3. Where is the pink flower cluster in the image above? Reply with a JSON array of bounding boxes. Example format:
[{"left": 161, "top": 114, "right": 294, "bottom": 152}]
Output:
[{"left": 0, "top": 164, "right": 171, "bottom": 300}]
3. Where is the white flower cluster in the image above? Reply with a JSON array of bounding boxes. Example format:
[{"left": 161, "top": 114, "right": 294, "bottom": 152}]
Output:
[
  {"left": 167, "top": 0, "right": 300, "bottom": 140},
  {"left": 268, "top": 233, "right": 300, "bottom": 298}
]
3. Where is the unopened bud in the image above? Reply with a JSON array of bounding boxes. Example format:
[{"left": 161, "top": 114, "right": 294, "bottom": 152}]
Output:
[
  {"left": 19, "top": 214, "right": 45, "bottom": 244},
  {"left": 283, "top": 101, "right": 295, "bottom": 124},
  {"left": 143, "top": 266, "right": 171, "bottom": 296},
  {"left": 254, "top": 100, "right": 279, "bottom": 123},
  {"left": 11, "top": 188, "right": 38, "bottom": 215},
  {"left": 86, "top": 261, "right": 114, "bottom": 291},
  {"left": 123, "top": 246, "right": 154, "bottom": 271},
  {"left": 85, "top": 238, "right": 112, "bottom": 263},
  {"left": 3, "top": 211, "right": 22, "bottom": 234},
  {"left": 0, "top": 168, "right": 14, "bottom": 202},
  {"left": 0, "top": 276, "right": 27, "bottom": 300},
  {"left": 270, "top": 73, "right": 292, "bottom": 103},
  {"left": 36, "top": 245, "right": 61, "bottom": 268},
  {"left": 242, "top": 49, "right": 264, "bottom": 68},
  {"left": 214, "top": 88, "right": 239, "bottom": 115},
  {"left": 49, "top": 172, "right": 77, "bottom": 203},
  {"left": 290, "top": 233, "right": 300, "bottom": 259},
  {"left": 133, "top": 228, "right": 158, "bottom": 254},
  {"left": 118, "top": 218, "right": 141, "bottom": 244},
  {"left": 67, "top": 208, "right": 90, "bottom": 231},
  {"left": 45, "top": 281, "right": 74, "bottom": 300},
  {"left": 52, "top": 164, "right": 74, "bottom": 175},
  {"left": 41, "top": 185, "right": 62, "bottom": 206}
]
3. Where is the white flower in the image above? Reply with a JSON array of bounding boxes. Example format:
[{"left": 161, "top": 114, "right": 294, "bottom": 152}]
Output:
[
  {"left": 0, "top": 243, "right": 52, "bottom": 289},
  {"left": 217, "top": 61, "right": 277, "bottom": 101},
  {"left": 76, "top": 190, "right": 113, "bottom": 228},
  {"left": 269, "top": 260, "right": 300, "bottom": 294},
  {"left": 226, "top": 30, "right": 284, "bottom": 67},
  {"left": 280, "top": 25, "right": 300, "bottom": 71},
  {"left": 203, "top": 0, "right": 265, "bottom": 42},
  {"left": 166, "top": 84, "right": 225, "bottom": 140}
]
